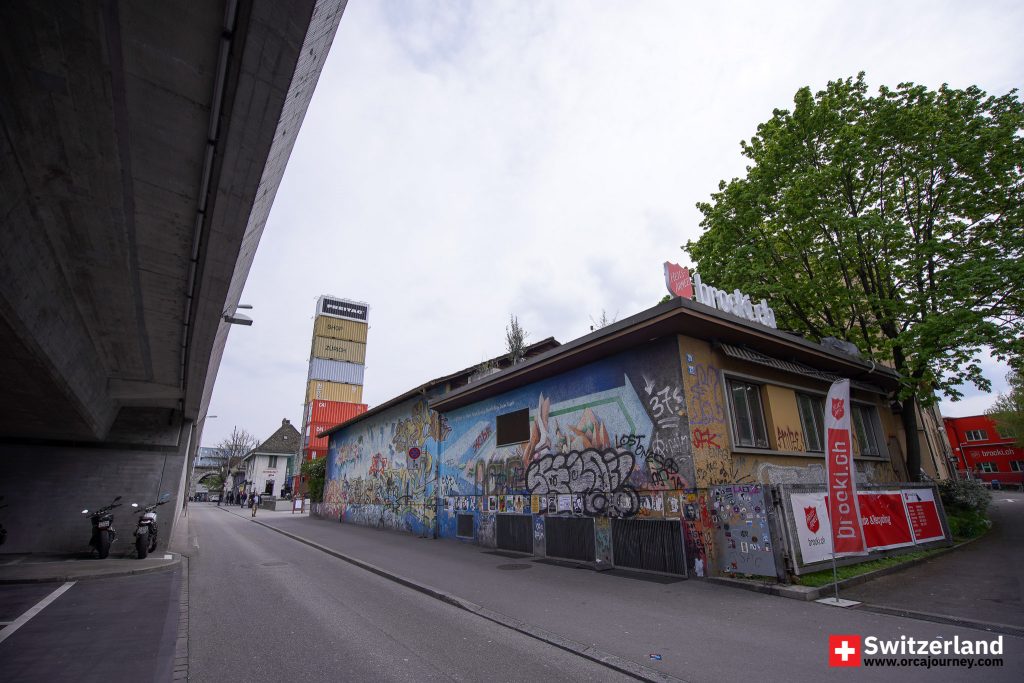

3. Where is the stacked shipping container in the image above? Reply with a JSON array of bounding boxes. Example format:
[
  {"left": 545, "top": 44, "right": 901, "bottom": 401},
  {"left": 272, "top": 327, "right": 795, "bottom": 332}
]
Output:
[{"left": 295, "top": 296, "right": 370, "bottom": 491}]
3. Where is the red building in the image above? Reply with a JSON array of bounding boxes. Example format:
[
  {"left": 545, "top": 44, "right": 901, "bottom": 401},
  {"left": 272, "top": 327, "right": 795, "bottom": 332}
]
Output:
[{"left": 943, "top": 415, "right": 1023, "bottom": 487}]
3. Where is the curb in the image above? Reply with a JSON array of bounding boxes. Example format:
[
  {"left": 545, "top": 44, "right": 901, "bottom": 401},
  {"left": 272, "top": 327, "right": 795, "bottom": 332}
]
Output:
[
  {"left": 214, "top": 506, "right": 686, "bottom": 683},
  {"left": 0, "top": 553, "right": 182, "bottom": 585},
  {"left": 856, "top": 604, "right": 1024, "bottom": 639}
]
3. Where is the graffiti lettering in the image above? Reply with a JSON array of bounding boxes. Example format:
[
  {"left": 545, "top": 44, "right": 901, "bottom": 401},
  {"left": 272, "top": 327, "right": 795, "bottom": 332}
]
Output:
[
  {"left": 688, "top": 364, "right": 726, "bottom": 426},
  {"left": 526, "top": 448, "right": 639, "bottom": 516},
  {"left": 775, "top": 426, "right": 804, "bottom": 452},
  {"left": 692, "top": 428, "right": 720, "bottom": 449}
]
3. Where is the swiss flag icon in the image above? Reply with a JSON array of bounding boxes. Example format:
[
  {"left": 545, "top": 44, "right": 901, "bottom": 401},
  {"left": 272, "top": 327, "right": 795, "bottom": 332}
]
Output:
[{"left": 829, "top": 634, "right": 862, "bottom": 667}]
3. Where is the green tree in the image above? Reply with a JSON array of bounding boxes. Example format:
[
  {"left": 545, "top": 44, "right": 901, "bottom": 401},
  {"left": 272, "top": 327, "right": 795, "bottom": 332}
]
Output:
[
  {"left": 688, "top": 74, "right": 1024, "bottom": 480},
  {"left": 301, "top": 456, "right": 326, "bottom": 502},
  {"left": 987, "top": 371, "right": 1023, "bottom": 445},
  {"left": 212, "top": 427, "right": 258, "bottom": 504},
  {"left": 505, "top": 314, "right": 529, "bottom": 365}
]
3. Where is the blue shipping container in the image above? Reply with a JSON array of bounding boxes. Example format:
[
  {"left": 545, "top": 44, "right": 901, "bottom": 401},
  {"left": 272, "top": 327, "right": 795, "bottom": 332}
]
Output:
[{"left": 308, "top": 357, "right": 365, "bottom": 385}]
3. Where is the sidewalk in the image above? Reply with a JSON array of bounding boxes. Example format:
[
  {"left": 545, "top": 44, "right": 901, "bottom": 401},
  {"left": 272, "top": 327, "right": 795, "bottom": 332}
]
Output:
[
  {"left": 843, "top": 492, "right": 1024, "bottom": 628},
  {"left": 216, "top": 505, "right": 1024, "bottom": 682}
]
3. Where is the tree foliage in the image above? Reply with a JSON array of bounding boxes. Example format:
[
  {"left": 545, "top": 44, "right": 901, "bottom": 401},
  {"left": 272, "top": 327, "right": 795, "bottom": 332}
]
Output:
[
  {"left": 689, "top": 74, "right": 1023, "bottom": 402},
  {"left": 688, "top": 74, "right": 1024, "bottom": 479},
  {"left": 987, "top": 370, "right": 1023, "bottom": 445},
  {"left": 212, "top": 426, "right": 259, "bottom": 493},
  {"left": 505, "top": 314, "right": 529, "bottom": 365},
  {"left": 301, "top": 456, "right": 326, "bottom": 502}
]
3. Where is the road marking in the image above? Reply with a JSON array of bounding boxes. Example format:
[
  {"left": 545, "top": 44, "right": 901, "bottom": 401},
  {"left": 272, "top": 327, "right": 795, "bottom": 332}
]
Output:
[
  {"left": 0, "top": 581, "right": 75, "bottom": 645},
  {"left": 164, "top": 554, "right": 173, "bottom": 560}
]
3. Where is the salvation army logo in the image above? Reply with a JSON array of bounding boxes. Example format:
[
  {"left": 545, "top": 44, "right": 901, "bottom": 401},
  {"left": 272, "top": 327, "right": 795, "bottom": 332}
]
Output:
[
  {"left": 828, "top": 634, "right": 861, "bottom": 667},
  {"left": 804, "top": 506, "right": 820, "bottom": 533},
  {"left": 831, "top": 398, "right": 845, "bottom": 420}
]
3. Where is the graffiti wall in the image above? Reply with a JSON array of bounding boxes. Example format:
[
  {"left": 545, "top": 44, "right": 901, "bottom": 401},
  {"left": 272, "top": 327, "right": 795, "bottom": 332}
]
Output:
[
  {"left": 707, "top": 484, "right": 776, "bottom": 577},
  {"left": 325, "top": 394, "right": 450, "bottom": 536},
  {"left": 437, "top": 338, "right": 694, "bottom": 542}
]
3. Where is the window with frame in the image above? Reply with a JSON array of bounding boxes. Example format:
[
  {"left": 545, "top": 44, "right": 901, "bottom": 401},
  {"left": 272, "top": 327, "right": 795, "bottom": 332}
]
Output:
[
  {"left": 851, "top": 405, "right": 884, "bottom": 457},
  {"left": 965, "top": 429, "right": 988, "bottom": 441},
  {"left": 796, "top": 393, "right": 824, "bottom": 452},
  {"left": 268, "top": 455, "right": 278, "bottom": 468},
  {"left": 978, "top": 462, "right": 998, "bottom": 473},
  {"left": 726, "top": 379, "right": 769, "bottom": 448},
  {"left": 1010, "top": 461, "right": 1023, "bottom": 472}
]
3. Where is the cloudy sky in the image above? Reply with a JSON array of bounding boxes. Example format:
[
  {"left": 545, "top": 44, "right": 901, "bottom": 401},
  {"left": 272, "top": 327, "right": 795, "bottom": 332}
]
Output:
[{"left": 205, "top": 0, "right": 1023, "bottom": 446}]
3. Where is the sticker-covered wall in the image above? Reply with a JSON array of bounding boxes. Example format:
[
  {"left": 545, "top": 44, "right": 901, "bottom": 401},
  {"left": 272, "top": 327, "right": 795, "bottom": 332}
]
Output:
[{"left": 324, "top": 395, "right": 450, "bottom": 536}]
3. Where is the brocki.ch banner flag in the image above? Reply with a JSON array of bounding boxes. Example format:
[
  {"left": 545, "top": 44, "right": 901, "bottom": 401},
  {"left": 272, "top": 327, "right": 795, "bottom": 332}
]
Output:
[{"left": 825, "top": 379, "right": 867, "bottom": 557}]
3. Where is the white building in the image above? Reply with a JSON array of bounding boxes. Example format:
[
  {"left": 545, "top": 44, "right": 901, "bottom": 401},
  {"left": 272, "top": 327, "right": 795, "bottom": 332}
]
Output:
[{"left": 242, "top": 418, "right": 300, "bottom": 498}]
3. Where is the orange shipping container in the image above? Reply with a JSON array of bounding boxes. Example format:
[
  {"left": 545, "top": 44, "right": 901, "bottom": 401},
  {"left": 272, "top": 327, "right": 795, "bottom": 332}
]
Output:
[
  {"left": 305, "top": 380, "right": 363, "bottom": 404},
  {"left": 313, "top": 316, "right": 368, "bottom": 344},
  {"left": 309, "top": 400, "right": 367, "bottom": 425},
  {"left": 311, "top": 336, "right": 366, "bottom": 364}
]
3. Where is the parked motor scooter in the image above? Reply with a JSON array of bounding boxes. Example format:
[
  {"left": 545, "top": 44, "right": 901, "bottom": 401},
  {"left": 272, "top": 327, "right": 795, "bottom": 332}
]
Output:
[
  {"left": 82, "top": 496, "right": 123, "bottom": 558},
  {"left": 133, "top": 498, "right": 169, "bottom": 559}
]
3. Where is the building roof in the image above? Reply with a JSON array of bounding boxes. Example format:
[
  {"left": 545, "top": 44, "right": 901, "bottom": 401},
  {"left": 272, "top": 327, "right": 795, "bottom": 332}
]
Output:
[
  {"left": 243, "top": 419, "right": 300, "bottom": 461},
  {"left": 430, "top": 296, "right": 902, "bottom": 413},
  {"left": 321, "top": 337, "right": 561, "bottom": 437}
]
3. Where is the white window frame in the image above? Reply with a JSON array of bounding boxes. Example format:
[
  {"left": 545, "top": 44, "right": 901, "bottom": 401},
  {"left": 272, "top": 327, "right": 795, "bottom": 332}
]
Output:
[
  {"left": 965, "top": 429, "right": 988, "bottom": 442},
  {"left": 851, "top": 404, "right": 885, "bottom": 458},
  {"left": 796, "top": 393, "right": 825, "bottom": 452},
  {"left": 978, "top": 462, "right": 997, "bottom": 473},
  {"left": 725, "top": 378, "right": 770, "bottom": 449}
]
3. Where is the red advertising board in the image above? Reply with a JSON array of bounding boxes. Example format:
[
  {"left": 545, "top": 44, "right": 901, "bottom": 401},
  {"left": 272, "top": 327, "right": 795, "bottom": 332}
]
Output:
[
  {"left": 903, "top": 489, "right": 945, "bottom": 543},
  {"left": 859, "top": 492, "right": 914, "bottom": 551}
]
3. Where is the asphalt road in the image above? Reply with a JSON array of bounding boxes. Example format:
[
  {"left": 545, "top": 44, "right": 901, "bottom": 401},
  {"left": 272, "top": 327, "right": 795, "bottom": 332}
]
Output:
[
  {"left": 0, "top": 569, "right": 180, "bottom": 682},
  {"left": 187, "top": 504, "right": 631, "bottom": 682}
]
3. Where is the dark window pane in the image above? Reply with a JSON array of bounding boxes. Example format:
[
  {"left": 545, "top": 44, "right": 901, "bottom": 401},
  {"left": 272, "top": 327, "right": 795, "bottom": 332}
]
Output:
[{"left": 496, "top": 408, "right": 530, "bottom": 446}]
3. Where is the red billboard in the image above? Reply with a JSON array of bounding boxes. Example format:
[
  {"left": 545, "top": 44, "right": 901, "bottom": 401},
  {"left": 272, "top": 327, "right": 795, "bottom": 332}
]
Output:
[{"left": 859, "top": 491, "right": 914, "bottom": 551}]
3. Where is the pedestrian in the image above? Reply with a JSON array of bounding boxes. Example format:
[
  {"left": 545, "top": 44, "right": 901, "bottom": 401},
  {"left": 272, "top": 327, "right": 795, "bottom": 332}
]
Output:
[
  {"left": 240, "top": 492, "right": 247, "bottom": 508},
  {"left": 251, "top": 492, "right": 259, "bottom": 517}
]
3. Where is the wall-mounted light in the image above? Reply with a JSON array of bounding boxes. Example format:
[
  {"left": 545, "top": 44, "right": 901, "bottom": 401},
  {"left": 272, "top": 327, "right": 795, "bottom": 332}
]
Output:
[{"left": 223, "top": 303, "right": 254, "bottom": 326}]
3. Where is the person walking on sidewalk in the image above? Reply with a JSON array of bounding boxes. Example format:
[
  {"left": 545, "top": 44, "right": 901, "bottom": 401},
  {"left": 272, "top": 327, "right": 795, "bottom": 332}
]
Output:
[{"left": 251, "top": 492, "right": 259, "bottom": 517}]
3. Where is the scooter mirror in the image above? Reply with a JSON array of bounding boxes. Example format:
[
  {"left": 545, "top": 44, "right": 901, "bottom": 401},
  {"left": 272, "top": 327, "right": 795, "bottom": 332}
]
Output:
[{"left": 82, "top": 509, "right": 89, "bottom": 514}]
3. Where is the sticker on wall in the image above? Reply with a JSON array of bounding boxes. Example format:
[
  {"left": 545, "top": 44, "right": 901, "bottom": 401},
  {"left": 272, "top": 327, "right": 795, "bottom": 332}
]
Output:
[
  {"left": 547, "top": 495, "right": 557, "bottom": 514},
  {"left": 488, "top": 495, "right": 497, "bottom": 512},
  {"left": 572, "top": 495, "right": 583, "bottom": 515},
  {"left": 498, "top": 497, "right": 507, "bottom": 513},
  {"left": 445, "top": 497, "right": 454, "bottom": 511},
  {"left": 531, "top": 495, "right": 542, "bottom": 514},
  {"left": 505, "top": 495, "right": 515, "bottom": 513},
  {"left": 654, "top": 493, "right": 665, "bottom": 513},
  {"left": 665, "top": 494, "right": 681, "bottom": 518},
  {"left": 514, "top": 495, "right": 524, "bottom": 514},
  {"left": 557, "top": 494, "right": 571, "bottom": 512}
]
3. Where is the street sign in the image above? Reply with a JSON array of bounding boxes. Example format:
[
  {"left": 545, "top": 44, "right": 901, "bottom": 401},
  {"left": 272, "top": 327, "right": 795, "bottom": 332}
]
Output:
[{"left": 408, "top": 447, "right": 420, "bottom": 460}]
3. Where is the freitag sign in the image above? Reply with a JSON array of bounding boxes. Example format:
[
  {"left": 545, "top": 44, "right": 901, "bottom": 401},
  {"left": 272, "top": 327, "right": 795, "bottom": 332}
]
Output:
[{"left": 318, "top": 296, "right": 369, "bottom": 322}]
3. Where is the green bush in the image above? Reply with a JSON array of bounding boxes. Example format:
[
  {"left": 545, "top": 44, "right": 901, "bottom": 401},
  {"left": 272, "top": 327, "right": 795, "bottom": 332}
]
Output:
[
  {"left": 946, "top": 509, "right": 991, "bottom": 539},
  {"left": 938, "top": 478, "right": 991, "bottom": 513},
  {"left": 301, "top": 457, "right": 326, "bottom": 502}
]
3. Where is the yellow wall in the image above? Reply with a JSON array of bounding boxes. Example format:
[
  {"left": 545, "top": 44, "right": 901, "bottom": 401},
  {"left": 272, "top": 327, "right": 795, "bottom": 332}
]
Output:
[{"left": 677, "top": 335, "right": 900, "bottom": 486}]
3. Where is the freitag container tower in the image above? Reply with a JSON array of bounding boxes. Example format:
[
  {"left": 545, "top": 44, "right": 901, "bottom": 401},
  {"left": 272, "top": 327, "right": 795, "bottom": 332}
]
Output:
[{"left": 297, "top": 296, "right": 369, "bottom": 490}]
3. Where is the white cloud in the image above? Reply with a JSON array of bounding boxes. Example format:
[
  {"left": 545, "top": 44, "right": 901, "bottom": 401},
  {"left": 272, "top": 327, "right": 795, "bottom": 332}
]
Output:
[{"left": 205, "top": 0, "right": 1024, "bottom": 444}]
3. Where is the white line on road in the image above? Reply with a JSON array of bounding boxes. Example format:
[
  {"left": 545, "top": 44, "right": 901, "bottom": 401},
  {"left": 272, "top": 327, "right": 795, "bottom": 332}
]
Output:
[{"left": 0, "top": 581, "right": 75, "bottom": 645}]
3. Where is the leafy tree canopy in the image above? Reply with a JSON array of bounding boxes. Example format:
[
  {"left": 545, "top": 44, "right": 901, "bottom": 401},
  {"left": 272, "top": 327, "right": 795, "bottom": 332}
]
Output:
[
  {"left": 688, "top": 73, "right": 1024, "bottom": 406},
  {"left": 301, "top": 456, "right": 326, "bottom": 502},
  {"left": 987, "top": 370, "right": 1023, "bottom": 446}
]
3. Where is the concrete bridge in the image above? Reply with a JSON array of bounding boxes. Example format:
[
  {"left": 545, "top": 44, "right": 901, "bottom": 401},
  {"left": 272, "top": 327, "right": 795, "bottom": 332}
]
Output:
[{"left": 0, "top": 0, "right": 347, "bottom": 553}]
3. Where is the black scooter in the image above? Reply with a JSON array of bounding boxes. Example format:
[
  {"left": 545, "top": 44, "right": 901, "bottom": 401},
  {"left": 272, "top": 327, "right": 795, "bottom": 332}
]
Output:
[
  {"left": 133, "top": 498, "right": 169, "bottom": 559},
  {"left": 82, "top": 496, "right": 123, "bottom": 558}
]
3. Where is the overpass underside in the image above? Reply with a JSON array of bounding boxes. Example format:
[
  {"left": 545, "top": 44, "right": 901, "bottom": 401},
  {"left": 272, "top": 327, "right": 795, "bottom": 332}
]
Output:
[{"left": 0, "top": 0, "right": 346, "bottom": 553}]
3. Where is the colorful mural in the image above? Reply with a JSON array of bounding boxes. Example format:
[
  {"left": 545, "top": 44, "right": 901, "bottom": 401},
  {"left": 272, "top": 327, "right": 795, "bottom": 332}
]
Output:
[
  {"left": 325, "top": 396, "right": 448, "bottom": 536},
  {"left": 437, "top": 339, "right": 694, "bottom": 540}
]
